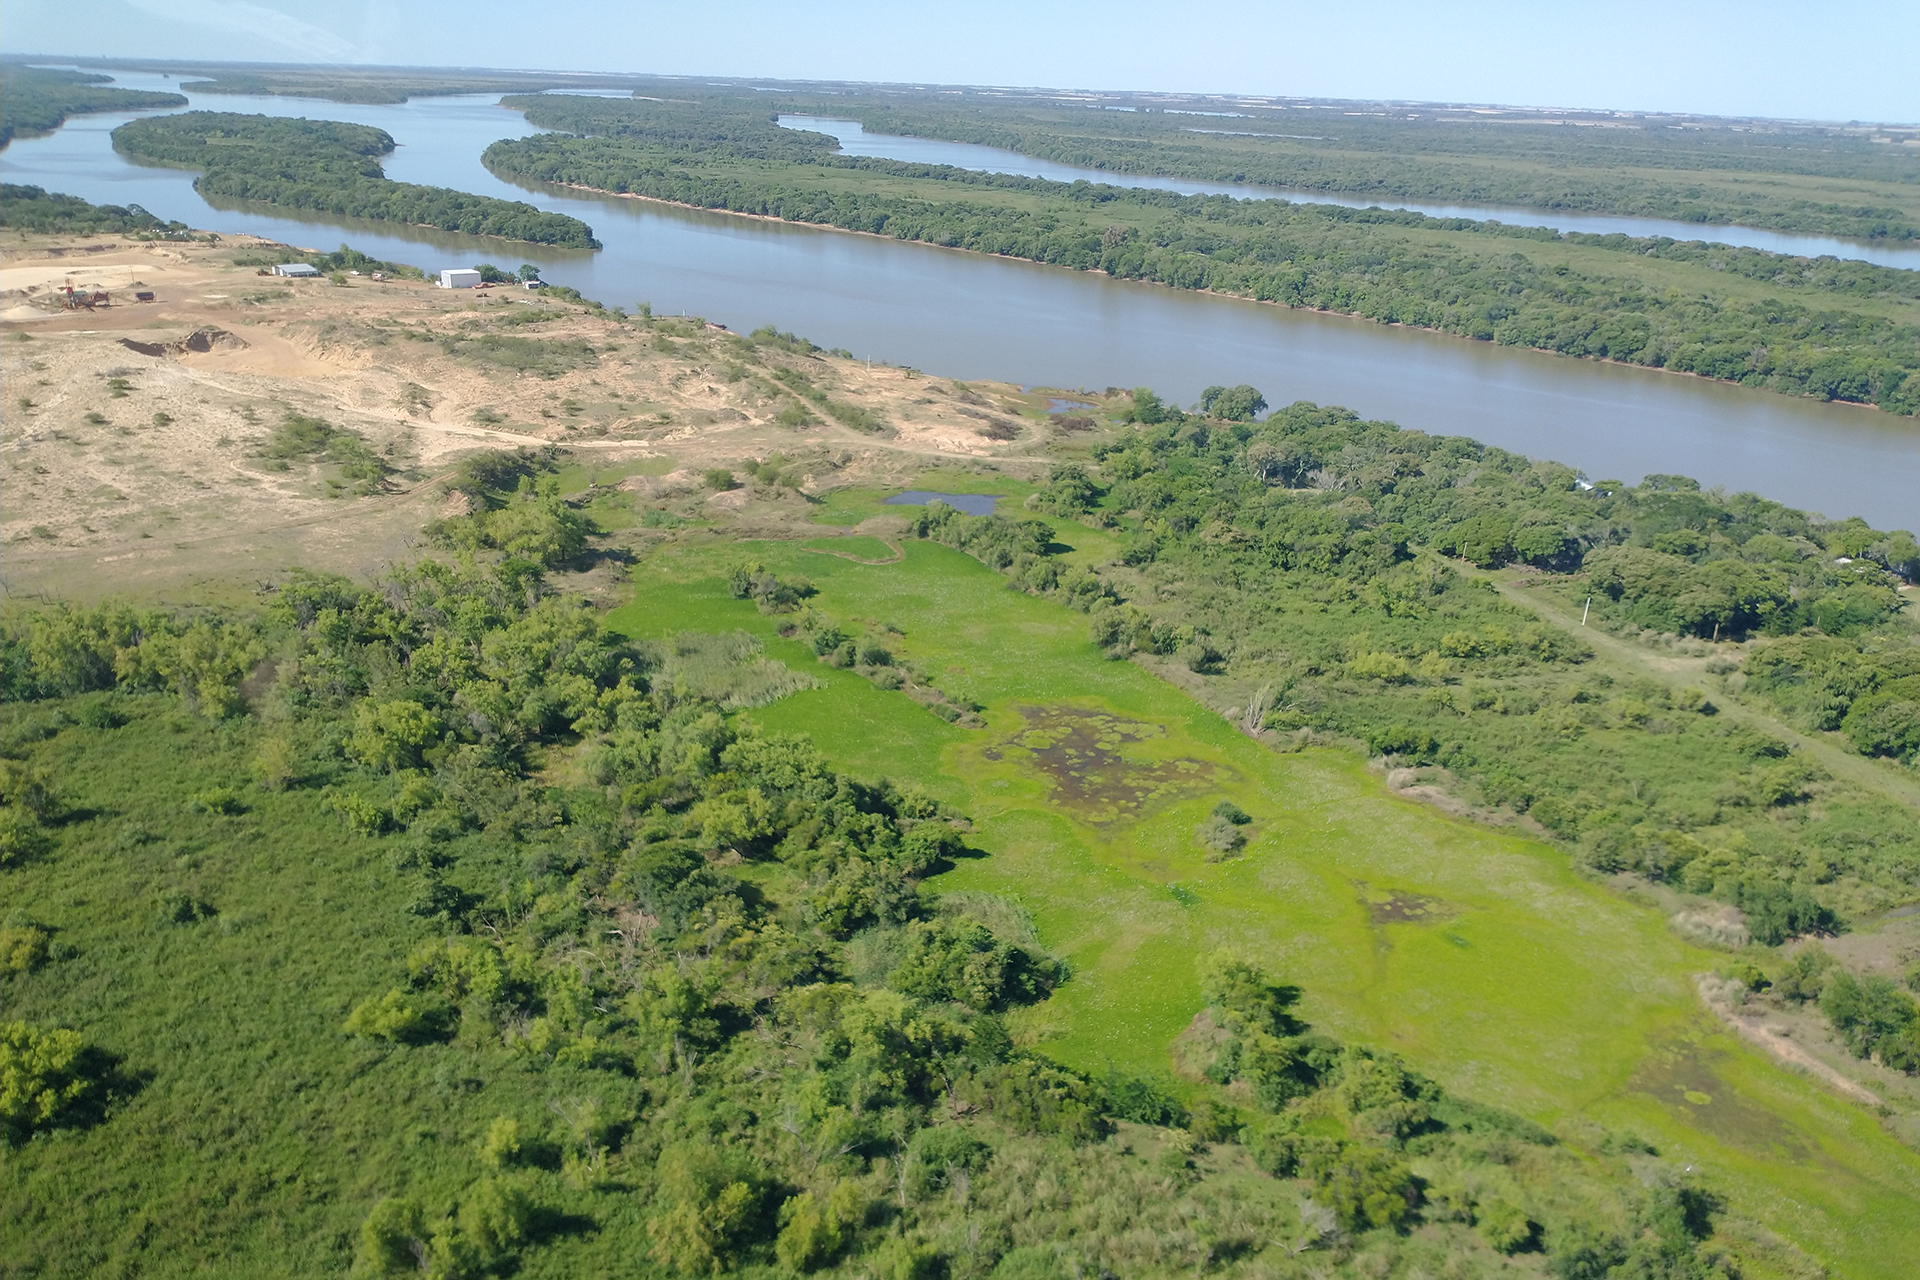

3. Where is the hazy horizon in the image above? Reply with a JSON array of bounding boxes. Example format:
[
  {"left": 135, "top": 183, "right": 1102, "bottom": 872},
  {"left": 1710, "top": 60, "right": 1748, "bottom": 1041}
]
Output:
[
  {"left": 7, "top": 53, "right": 1917, "bottom": 130},
  {"left": 2, "top": 0, "right": 1914, "bottom": 125}
]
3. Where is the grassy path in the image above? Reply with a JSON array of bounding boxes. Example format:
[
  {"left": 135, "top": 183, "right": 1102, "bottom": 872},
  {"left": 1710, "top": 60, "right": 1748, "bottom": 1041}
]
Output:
[{"left": 1477, "top": 563, "right": 1920, "bottom": 813}]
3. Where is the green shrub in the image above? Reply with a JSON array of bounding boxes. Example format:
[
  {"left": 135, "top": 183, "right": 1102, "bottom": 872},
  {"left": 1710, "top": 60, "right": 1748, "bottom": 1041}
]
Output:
[
  {"left": 906, "top": 1126, "right": 993, "bottom": 1198},
  {"left": 962, "top": 1058, "right": 1105, "bottom": 1141},
  {"left": 1, "top": 1021, "right": 93, "bottom": 1145},
  {"left": 0, "top": 924, "right": 52, "bottom": 973},
  {"left": 343, "top": 988, "right": 448, "bottom": 1044},
  {"left": 349, "top": 700, "right": 441, "bottom": 772},
  {"left": 156, "top": 890, "right": 216, "bottom": 926},
  {"left": 1821, "top": 971, "right": 1920, "bottom": 1072},
  {"left": 1102, "top": 1072, "right": 1187, "bottom": 1126},
  {"left": 355, "top": 1197, "right": 429, "bottom": 1275},
  {"left": 647, "top": 1143, "right": 774, "bottom": 1274},
  {"left": 188, "top": 786, "right": 245, "bottom": 815},
  {"left": 1477, "top": 1197, "right": 1538, "bottom": 1253},
  {"left": 775, "top": 1181, "right": 865, "bottom": 1272},
  {"left": 889, "top": 917, "right": 1056, "bottom": 1011},
  {"left": 0, "top": 807, "right": 51, "bottom": 868},
  {"left": 1314, "top": 1146, "right": 1417, "bottom": 1231}
]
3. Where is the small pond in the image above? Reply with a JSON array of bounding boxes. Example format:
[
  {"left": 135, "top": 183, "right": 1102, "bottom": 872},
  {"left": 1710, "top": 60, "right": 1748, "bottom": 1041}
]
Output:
[{"left": 883, "top": 491, "right": 1003, "bottom": 516}]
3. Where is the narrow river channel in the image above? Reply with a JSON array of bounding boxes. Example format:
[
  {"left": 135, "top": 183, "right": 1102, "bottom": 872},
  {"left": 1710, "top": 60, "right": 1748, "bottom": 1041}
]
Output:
[
  {"left": 774, "top": 115, "right": 1920, "bottom": 271},
  {"left": 4, "top": 74, "right": 1914, "bottom": 531}
]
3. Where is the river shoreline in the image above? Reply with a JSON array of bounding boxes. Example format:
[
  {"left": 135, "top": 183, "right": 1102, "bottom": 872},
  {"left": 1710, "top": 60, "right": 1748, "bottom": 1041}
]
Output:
[{"left": 535, "top": 179, "right": 1914, "bottom": 429}]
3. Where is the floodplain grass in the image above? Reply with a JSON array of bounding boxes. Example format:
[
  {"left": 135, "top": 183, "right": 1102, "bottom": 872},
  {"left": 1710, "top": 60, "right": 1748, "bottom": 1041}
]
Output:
[
  {"left": 611, "top": 537, "right": 1920, "bottom": 1278},
  {"left": 800, "top": 475, "right": 1126, "bottom": 571},
  {"left": 799, "top": 533, "right": 901, "bottom": 562},
  {"left": 803, "top": 473, "right": 1034, "bottom": 529},
  {"left": 0, "top": 699, "right": 637, "bottom": 1275},
  {"left": 551, "top": 453, "right": 676, "bottom": 496}
]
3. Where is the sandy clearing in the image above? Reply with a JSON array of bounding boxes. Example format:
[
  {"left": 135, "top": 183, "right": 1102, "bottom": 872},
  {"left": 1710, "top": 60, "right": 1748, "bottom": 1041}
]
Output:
[{"left": 1, "top": 230, "right": 1063, "bottom": 599}]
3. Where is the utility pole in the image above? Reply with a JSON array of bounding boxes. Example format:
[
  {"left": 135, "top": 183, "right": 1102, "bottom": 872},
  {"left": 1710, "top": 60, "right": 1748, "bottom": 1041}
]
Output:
[{"left": 1581, "top": 596, "right": 1591, "bottom": 626}]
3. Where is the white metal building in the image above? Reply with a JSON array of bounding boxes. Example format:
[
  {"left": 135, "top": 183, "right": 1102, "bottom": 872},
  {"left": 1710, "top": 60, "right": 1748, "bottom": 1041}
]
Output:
[
  {"left": 272, "top": 263, "right": 320, "bottom": 277},
  {"left": 439, "top": 268, "right": 482, "bottom": 289}
]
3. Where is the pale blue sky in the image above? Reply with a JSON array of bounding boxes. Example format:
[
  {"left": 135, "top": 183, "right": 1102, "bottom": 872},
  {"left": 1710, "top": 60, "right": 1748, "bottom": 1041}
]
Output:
[{"left": 4, "top": 0, "right": 1914, "bottom": 123}]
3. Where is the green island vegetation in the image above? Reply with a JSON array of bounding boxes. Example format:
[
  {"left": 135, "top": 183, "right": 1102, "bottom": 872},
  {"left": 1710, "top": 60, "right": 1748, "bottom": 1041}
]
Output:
[
  {"left": 483, "top": 95, "right": 1920, "bottom": 414},
  {"left": 0, "top": 65, "right": 185, "bottom": 148},
  {"left": 3, "top": 394, "right": 1919, "bottom": 1275},
  {"left": 0, "top": 182, "right": 190, "bottom": 236},
  {"left": 110, "top": 112, "right": 599, "bottom": 247},
  {"left": 759, "top": 89, "right": 1919, "bottom": 243}
]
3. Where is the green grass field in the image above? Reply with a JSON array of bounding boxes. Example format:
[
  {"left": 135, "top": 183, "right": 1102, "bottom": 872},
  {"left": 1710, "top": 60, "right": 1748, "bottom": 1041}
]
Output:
[{"left": 609, "top": 538, "right": 1920, "bottom": 1278}]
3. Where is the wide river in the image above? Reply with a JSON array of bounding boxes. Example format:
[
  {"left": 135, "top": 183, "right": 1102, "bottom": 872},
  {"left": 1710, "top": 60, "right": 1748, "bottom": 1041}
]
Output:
[{"left": 5, "top": 74, "right": 1915, "bottom": 532}]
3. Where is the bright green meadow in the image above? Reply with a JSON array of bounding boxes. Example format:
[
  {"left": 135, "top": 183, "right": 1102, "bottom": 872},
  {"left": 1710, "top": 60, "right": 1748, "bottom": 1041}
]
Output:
[{"left": 609, "top": 536, "right": 1920, "bottom": 1277}]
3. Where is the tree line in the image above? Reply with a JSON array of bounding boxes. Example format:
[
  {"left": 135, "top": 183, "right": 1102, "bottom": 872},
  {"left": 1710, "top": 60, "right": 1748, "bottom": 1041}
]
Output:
[
  {"left": 511, "top": 82, "right": 1920, "bottom": 242},
  {"left": 484, "top": 99, "right": 1918, "bottom": 414},
  {"left": 0, "top": 183, "right": 189, "bottom": 236},
  {"left": 0, "top": 66, "right": 185, "bottom": 148}
]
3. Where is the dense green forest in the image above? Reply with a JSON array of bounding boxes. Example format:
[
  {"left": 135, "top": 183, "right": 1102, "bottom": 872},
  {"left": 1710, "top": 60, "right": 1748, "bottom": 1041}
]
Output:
[
  {"left": 0, "top": 182, "right": 189, "bottom": 235},
  {"left": 0, "top": 66, "right": 185, "bottom": 148},
  {"left": 486, "top": 98, "right": 1920, "bottom": 414},
  {"left": 1, "top": 508, "right": 1768, "bottom": 1276},
  {"left": 111, "top": 112, "right": 599, "bottom": 247},
  {"left": 893, "top": 391, "right": 1920, "bottom": 946}
]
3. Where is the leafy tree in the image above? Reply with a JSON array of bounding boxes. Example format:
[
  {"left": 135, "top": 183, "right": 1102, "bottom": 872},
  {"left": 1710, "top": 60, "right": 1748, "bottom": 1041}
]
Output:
[
  {"left": 1821, "top": 972, "right": 1920, "bottom": 1071},
  {"left": 647, "top": 1143, "right": 775, "bottom": 1274},
  {"left": 1199, "top": 384, "right": 1268, "bottom": 421},
  {"left": 1314, "top": 1147, "right": 1417, "bottom": 1231},
  {"left": 1128, "top": 387, "right": 1167, "bottom": 424},
  {"left": 890, "top": 917, "right": 1056, "bottom": 1011},
  {"left": 349, "top": 699, "right": 441, "bottom": 772}
]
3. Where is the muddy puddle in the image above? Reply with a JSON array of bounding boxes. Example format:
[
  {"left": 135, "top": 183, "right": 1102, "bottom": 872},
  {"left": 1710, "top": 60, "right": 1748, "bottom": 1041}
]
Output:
[
  {"left": 1630, "top": 1038, "right": 1812, "bottom": 1161},
  {"left": 1362, "top": 891, "right": 1457, "bottom": 924},
  {"left": 982, "top": 704, "right": 1235, "bottom": 824}
]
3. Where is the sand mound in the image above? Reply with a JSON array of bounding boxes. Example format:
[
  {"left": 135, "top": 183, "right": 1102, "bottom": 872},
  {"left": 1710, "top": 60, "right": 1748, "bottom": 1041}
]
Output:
[{"left": 117, "top": 327, "right": 250, "bottom": 358}]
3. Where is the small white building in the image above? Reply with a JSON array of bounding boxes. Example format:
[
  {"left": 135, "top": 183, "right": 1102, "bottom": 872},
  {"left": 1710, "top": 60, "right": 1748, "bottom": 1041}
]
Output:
[
  {"left": 440, "top": 268, "right": 482, "bottom": 289},
  {"left": 272, "top": 262, "right": 320, "bottom": 278}
]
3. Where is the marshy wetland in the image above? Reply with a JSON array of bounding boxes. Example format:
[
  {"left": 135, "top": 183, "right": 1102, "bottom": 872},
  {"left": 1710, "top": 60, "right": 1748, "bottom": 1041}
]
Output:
[{"left": 4, "top": 64, "right": 1919, "bottom": 1279}]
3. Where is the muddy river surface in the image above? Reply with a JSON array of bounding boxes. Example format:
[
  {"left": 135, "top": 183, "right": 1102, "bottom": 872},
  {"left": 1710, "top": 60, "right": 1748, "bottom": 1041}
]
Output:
[{"left": 5, "top": 74, "right": 1913, "bottom": 531}]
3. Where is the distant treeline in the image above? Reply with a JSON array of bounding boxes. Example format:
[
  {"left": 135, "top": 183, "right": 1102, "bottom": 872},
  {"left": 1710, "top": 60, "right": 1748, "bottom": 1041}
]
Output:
[
  {"left": 113, "top": 112, "right": 599, "bottom": 248},
  {"left": 516, "top": 84, "right": 1920, "bottom": 242},
  {"left": 0, "top": 183, "right": 187, "bottom": 236},
  {"left": 814, "top": 102, "right": 1920, "bottom": 243},
  {"left": 486, "top": 99, "right": 1919, "bottom": 414},
  {"left": 0, "top": 66, "right": 185, "bottom": 148}
]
